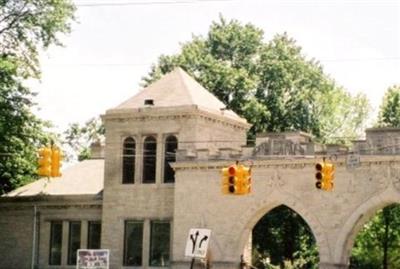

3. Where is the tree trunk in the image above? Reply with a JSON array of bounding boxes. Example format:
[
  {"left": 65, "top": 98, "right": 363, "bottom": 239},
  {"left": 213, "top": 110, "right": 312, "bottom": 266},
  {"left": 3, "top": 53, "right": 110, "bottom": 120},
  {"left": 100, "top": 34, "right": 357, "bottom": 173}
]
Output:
[{"left": 382, "top": 207, "right": 390, "bottom": 269}]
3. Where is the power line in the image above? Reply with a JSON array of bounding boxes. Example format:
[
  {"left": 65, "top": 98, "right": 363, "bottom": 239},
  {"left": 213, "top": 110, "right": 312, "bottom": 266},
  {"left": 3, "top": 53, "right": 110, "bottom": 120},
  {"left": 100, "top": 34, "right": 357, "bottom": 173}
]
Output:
[
  {"left": 43, "top": 56, "right": 400, "bottom": 68},
  {"left": 319, "top": 57, "right": 400, "bottom": 63},
  {"left": 75, "top": 0, "right": 233, "bottom": 7}
]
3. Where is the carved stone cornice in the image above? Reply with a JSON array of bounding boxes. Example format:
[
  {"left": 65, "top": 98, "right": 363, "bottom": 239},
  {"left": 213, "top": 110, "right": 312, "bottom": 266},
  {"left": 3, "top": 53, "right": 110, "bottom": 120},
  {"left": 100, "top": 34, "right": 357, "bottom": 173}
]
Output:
[
  {"left": 103, "top": 105, "right": 250, "bottom": 130},
  {"left": 173, "top": 154, "right": 400, "bottom": 171}
]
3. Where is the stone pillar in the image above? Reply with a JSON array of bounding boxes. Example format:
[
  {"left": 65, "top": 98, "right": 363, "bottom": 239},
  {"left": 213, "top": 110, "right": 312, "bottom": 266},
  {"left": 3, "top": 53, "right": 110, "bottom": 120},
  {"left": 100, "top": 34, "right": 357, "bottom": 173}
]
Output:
[
  {"left": 156, "top": 134, "right": 163, "bottom": 185},
  {"left": 61, "top": 221, "right": 69, "bottom": 265},
  {"left": 80, "top": 220, "right": 88, "bottom": 249}
]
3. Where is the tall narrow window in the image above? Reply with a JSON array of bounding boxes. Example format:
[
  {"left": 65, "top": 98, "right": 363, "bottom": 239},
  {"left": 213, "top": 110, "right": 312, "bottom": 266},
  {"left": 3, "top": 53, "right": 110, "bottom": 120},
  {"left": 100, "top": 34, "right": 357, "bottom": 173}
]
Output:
[
  {"left": 123, "top": 137, "right": 136, "bottom": 184},
  {"left": 87, "top": 221, "right": 101, "bottom": 249},
  {"left": 67, "top": 221, "right": 81, "bottom": 265},
  {"left": 149, "top": 221, "right": 170, "bottom": 267},
  {"left": 164, "top": 135, "right": 177, "bottom": 183},
  {"left": 124, "top": 221, "right": 143, "bottom": 266},
  {"left": 49, "top": 221, "right": 63, "bottom": 265},
  {"left": 143, "top": 136, "right": 157, "bottom": 183}
]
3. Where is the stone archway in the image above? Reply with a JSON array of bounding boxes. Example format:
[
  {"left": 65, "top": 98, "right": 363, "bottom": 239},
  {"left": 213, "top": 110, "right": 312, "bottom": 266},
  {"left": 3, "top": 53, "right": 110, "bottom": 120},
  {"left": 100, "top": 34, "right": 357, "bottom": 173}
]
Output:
[
  {"left": 235, "top": 190, "right": 330, "bottom": 266},
  {"left": 252, "top": 204, "right": 319, "bottom": 267},
  {"left": 334, "top": 187, "right": 400, "bottom": 265}
]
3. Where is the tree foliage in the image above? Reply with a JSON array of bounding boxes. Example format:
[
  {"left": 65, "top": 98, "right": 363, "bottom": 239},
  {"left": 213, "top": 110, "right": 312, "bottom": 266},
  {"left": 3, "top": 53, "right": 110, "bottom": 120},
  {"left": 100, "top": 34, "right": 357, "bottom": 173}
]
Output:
[
  {"left": 0, "top": 56, "right": 50, "bottom": 194},
  {"left": 377, "top": 85, "right": 400, "bottom": 127},
  {"left": 252, "top": 205, "right": 318, "bottom": 269},
  {"left": 62, "top": 117, "right": 105, "bottom": 162},
  {"left": 0, "top": 0, "right": 75, "bottom": 194},
  {"left": 0, "top": 0, "right": 75, "bottom": 77},
  {"left": 350, "top": 204, "right": 400, "bottom": 269},
  {"left": 142, "top": 16, "right": 371, "bottom": 143}
]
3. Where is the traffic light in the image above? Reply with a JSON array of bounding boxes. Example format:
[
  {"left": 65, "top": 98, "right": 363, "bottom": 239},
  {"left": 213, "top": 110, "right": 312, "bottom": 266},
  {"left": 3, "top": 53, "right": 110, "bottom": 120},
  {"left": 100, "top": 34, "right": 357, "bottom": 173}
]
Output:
[
  {"left": 240, "top": 165, "right": 251, "bottom": 194},
  {"left": 315, "top": 161, "right": 335, "bottom": 191},
  {"left": 222, "top": 164, "right": 252, "bottom": 195},
  {"left": 38, "top": 147, "right": 52, "bottom": 177},
  {"left": 222, "top": 165, "right": 238, "bottom": 194},
  {"left": 37, "top": 146, "right": 63, "bottom": 177},
  {"left": 51, "top": 146, "right": 62, "bottom": 177}
]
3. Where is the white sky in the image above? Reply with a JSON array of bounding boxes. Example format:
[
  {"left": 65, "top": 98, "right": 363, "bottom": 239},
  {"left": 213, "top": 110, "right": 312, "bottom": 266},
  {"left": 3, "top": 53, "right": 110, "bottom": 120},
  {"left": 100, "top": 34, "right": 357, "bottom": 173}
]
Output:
[{"left": 30, "top": 0, "right": 400, "bottom": 132}]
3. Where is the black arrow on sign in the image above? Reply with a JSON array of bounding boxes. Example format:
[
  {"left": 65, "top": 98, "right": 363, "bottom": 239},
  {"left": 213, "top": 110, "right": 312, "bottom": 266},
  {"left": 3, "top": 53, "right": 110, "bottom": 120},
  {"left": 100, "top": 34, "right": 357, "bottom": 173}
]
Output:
[
  {"left": 199, "top": 235, "right": 208, "bottom": 248},
  {"left": 190, "top": 231, "right": 199, "bottom": 253}
]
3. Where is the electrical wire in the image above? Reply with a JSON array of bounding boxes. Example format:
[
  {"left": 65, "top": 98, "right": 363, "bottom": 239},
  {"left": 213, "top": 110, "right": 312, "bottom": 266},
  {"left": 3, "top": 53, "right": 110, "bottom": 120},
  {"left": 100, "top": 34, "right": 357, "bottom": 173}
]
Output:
[
  {"left": 75, "top": 0, "right": 233, "bottom": 7},
  {"left": 44, "top": 56, "right": 400, "bottom": 68}
]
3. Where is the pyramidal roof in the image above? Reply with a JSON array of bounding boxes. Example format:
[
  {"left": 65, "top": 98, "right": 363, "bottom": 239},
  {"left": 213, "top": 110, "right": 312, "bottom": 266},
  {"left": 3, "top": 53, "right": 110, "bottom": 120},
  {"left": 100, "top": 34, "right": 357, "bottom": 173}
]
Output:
[{"left": 112, "top": 67, "right": 245, "bottom": 122}]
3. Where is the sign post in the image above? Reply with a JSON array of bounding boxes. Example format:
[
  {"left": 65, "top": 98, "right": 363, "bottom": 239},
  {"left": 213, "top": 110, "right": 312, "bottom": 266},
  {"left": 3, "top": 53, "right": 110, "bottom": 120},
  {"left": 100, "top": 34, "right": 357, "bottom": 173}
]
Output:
[{"left": 185, "top": 228, "right": 211, "bottom": 269}]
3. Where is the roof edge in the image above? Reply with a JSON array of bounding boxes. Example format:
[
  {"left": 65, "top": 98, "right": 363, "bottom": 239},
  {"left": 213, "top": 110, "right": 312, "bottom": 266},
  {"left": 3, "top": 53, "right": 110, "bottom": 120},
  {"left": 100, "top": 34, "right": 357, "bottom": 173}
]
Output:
[
  {"left": 103, "top": 105, "right": 251, "bottom": 129},
  {"left": 0, "top": 193, "right": 103, "bottom": 204}
]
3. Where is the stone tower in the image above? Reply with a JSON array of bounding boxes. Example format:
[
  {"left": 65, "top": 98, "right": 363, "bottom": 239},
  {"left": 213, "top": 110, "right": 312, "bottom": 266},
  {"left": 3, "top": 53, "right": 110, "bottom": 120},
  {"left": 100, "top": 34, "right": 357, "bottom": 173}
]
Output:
[{"left": 100, "top": 67, "right": 250, "bottom": 267}]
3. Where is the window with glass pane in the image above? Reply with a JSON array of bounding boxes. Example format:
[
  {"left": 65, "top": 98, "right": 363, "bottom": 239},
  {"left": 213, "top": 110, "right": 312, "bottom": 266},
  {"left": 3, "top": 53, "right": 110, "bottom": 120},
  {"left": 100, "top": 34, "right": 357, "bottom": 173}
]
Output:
[
  {"left": 123, "top": 137, "right": 136, "bottom": 184},
  {"left": 124, "top": 221, "right": 143, "bottom": 266},
  {"left": 67, "top": 221, "right": 81, "bottom": 265},
  {"left": 143, "top": 136, "right": 156, "bottom": 183},
  {"left": 87, "top": 221, "right": 101, "bottom": 249},
  {"left": 164, "top": 136, "right": 177, "bottom": 183},
  {"left": 149, "top": 221, "right": 170, "bottom": 267},
  {"left": 49, "top": 221, "right": 63, "bottom": 265}
]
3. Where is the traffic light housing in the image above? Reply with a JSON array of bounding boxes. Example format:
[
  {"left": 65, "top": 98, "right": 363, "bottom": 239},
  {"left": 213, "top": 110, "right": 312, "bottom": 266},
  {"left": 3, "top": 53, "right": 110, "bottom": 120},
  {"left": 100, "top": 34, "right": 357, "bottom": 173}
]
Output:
[
  {"left": 315, "top": 161, "right": 334, "bottom": 191},
  {"left": 51, "top": 147, "right": 62, "bottom": 177},
  {"left": 37, "top": 146, "right": 63, "bottom": 177},
  {"left": 222, "top": 165, "right": 238, "bottom": 194},
  {"left": 240, "top": 165, "right": 251, "bottom": 194},
  {"left": 38, "top": 147, "right": 52, "bottom": 177},
  {"left": 222, "top": 164, "right": 251, "bottom": 195}
]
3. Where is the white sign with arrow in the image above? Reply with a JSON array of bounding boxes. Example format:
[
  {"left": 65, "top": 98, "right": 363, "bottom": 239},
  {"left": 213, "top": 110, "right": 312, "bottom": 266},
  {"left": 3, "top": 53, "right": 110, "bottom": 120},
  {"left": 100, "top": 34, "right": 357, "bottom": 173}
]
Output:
[{"left": 184, "top": 228, "right": 211, "bottom": 258}]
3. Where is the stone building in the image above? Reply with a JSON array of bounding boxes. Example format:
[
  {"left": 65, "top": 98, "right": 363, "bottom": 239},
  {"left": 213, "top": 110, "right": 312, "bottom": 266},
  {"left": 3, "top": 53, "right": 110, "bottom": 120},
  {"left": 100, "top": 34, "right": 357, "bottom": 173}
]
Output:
[{"left": 1, "top": 68, "right": 400, "bottom": 269}]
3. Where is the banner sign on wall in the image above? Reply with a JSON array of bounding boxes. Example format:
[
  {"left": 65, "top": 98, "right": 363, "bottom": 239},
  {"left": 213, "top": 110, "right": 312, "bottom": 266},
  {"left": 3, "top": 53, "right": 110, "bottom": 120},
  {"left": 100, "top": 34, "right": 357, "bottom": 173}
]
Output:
[{"left": 77, "top": 249, "right": 109, "bottom": 269}]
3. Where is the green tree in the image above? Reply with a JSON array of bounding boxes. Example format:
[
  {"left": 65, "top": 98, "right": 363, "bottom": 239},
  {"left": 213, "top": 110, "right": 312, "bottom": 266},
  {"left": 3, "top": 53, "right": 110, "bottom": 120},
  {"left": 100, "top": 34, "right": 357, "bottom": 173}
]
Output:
[
  {"left": 377, "top": 85, "right": 400, "bottom": 127},
  {"left": 0, "top": 0, "right": 75, "bottom": 194},
  {"left": 0, "top": 56, "right": 50, "bottom": 194},
  {"left": 142, "top": 17, "right": 370, "bottom": 143},
  {"left": 350, "top": 204, "right": 400, "bottom": 269},
  {"left": 0, "top": 0, "right": 75, "bottom": 77},
  {"left": 252, "top": 205, "right": 318, "bottom": 269}
]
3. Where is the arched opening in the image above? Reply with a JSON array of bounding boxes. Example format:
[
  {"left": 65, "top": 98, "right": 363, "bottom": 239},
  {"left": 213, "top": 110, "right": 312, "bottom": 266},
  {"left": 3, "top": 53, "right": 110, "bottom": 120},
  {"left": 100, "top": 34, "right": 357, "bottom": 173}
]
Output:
[
  {"left": 252, "top": 205, "right": 319, "bottom": 268},
  {"left": 143, "top": 136, "right": 157, "bottom": 183},
  {"left": 349, "top": 203, "right": 400, "bottom": 268},
  {"left": 122, "top": 137, "right": 135, "bottom": 184},
  {"left": 163, "top": 135, "right": 177, "bottom": 183}
]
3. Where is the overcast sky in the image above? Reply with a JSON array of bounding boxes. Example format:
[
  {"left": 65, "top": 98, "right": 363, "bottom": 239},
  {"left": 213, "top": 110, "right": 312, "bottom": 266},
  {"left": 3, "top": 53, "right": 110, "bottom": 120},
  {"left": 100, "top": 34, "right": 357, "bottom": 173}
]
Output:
[{"left": 30, "top": 0, "right": 400, "bottom": 132}]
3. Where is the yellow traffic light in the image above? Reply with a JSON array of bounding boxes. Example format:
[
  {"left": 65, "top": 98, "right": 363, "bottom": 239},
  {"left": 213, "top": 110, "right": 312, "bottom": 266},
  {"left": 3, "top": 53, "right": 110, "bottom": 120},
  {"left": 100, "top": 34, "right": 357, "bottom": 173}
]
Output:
[
  {"left": 38, "top": 147, "right": 52, "bottom": 177},
  {"left": 315, "top": 161, "right": 335, "bottom": 191},
  {"left": 222, "top": 164, "right": 252, "bottom": 195},
  {"left": 51, "top": 147, "right": 62, "bottom": 177},
  {"left": 222, "top": 165, "right": 238, "bottom": 194},
  {"left": 238, "top": 165, "right": 251, "bottom": 194}
]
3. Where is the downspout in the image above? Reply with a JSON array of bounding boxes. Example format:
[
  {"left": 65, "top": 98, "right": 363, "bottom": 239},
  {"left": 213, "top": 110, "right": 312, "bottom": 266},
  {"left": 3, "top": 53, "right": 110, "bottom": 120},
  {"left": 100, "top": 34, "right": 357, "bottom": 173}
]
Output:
[{"left": 31, "top": 205, "right": 37, "bottom": 269}]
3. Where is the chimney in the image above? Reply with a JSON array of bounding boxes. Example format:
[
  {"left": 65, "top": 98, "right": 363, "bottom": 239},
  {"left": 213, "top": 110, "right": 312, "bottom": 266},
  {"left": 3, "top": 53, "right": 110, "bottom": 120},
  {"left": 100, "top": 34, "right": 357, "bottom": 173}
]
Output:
[{"left": 90, "top": 140, "right": 104, "bottom": 159}]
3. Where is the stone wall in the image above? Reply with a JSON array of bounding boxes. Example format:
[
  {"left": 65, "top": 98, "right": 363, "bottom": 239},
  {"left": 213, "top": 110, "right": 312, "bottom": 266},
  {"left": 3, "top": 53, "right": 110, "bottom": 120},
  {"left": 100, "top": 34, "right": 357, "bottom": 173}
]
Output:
[
  {"left": 172, "top": 155, "right": 400, "bottom": 269},
  {"left": 0, "top": 196, "right": 102, "bottom": 269},
  {"left": 101, "top": 105, "right": 249, "bottom": 268}
]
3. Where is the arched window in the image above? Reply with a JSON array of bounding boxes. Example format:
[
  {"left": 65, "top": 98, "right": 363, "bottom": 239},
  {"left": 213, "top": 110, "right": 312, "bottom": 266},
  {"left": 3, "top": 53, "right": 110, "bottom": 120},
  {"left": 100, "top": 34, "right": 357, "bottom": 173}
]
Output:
[
  {"left": 122, "top": 137, "right": 135, "bottom": 184},
  {"left": 164, "top": 135, "right": 177, "bottom": 183},
  {"left": 143, "top": 136, "right": 157, "bottom": 183}
]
